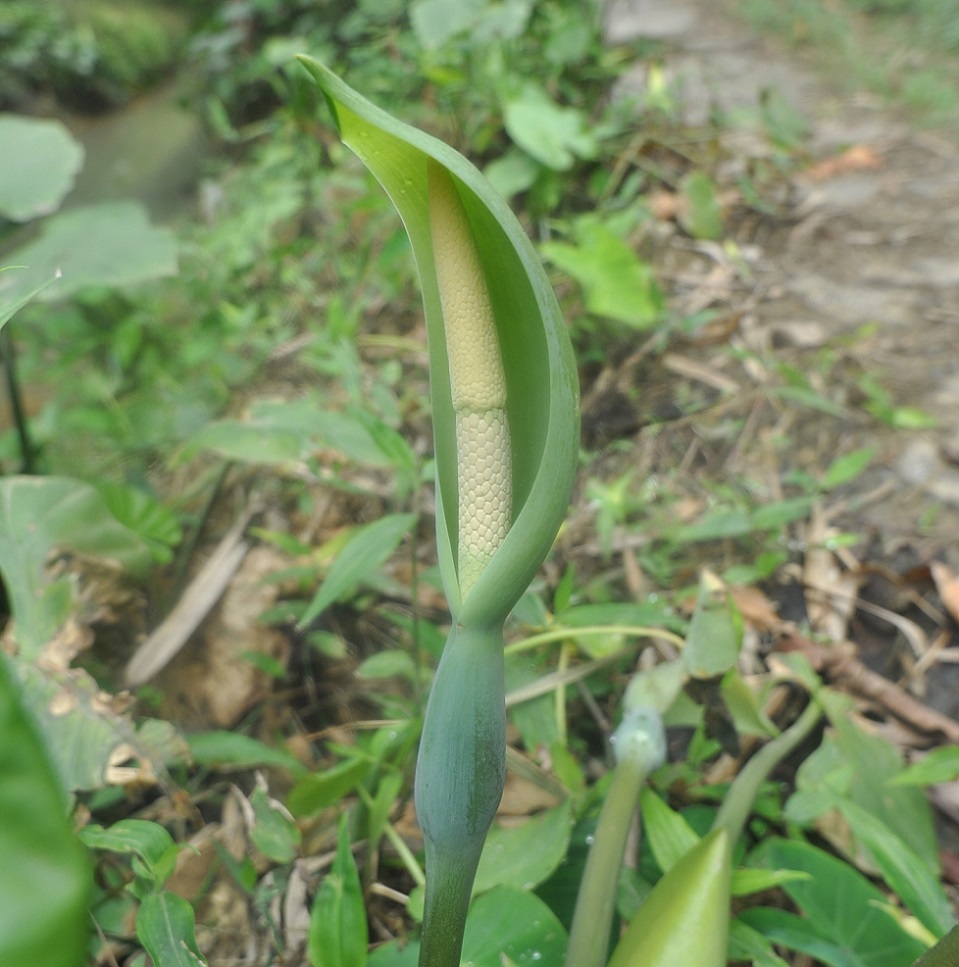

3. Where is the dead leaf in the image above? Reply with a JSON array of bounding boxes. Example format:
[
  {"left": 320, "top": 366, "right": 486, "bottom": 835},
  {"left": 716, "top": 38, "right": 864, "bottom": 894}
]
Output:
[
  {"left": 931, "top": 561, "right": 959, "bottom": 625},
  {"left": 805, "top": 144, "right": 882, "bottom": 181},
  {"left": 729, "top": 584, "right": 782, "bottom": 633}
]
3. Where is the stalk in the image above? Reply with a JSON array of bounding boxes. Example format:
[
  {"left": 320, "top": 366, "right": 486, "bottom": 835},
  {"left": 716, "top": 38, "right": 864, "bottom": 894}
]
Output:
[
  {"left": 565, "top": 708, "right": 666, "bottom": 967},
  {"left": 712, "top": 698, "right": 823, "bottom": 841},
  {"left": 414, "top": 623, "right": 506, "bottom": 967}
]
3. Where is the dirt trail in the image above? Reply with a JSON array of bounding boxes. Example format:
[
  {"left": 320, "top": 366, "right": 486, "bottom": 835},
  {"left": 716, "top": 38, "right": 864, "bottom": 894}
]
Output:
[
  {"left": 603, "top": 0, "right": 959, "bottom": 714},
  {"left": 609, "top": 0, "right": 959, "bottom": 550}
]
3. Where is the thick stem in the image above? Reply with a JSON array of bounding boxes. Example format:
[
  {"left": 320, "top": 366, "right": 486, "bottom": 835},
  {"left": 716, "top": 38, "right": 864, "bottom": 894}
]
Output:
[{"left": 415, "top": 622, "right": 506, "bottom": 967}]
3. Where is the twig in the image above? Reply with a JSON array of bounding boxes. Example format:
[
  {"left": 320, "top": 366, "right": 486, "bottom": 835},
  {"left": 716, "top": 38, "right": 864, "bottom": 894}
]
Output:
[{"left": 778, "top": 635, "right": 959, "bottom": 743}]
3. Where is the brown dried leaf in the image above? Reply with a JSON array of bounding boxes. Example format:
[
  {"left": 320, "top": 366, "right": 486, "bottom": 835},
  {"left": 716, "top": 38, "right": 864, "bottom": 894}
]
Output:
[{"left": 931, "top": 560, "right": 959, "bottom": 625}]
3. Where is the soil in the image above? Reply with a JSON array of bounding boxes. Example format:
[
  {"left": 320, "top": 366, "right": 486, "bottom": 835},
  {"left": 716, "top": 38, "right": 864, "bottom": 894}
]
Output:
[{"left": 599, "top": 0, "right": 959, "bottom": 714}]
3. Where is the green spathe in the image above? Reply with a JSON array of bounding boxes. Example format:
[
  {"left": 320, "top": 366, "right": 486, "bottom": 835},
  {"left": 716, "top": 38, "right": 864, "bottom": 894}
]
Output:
[
  {"left": 297, "top": 56, "right": 579, "bottom": 624},
  {"left": 608, "top": 827, "right": 731, "bottom": 967}
]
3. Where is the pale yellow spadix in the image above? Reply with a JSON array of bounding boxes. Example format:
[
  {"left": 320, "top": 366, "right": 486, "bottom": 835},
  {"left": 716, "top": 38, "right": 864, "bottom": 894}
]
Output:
[{"left": 428, "top": 160, "right": 511, "bottom": 597}]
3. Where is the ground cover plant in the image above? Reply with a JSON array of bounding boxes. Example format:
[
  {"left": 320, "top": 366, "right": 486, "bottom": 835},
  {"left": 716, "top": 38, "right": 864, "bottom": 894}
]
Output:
[{"left": 2, "top": 1, "right": 959, "bottom": 966}]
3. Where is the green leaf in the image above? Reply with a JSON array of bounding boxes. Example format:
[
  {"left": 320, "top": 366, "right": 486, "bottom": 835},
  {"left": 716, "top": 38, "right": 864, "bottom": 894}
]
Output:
[
  {"left": 0, "top": 476, "right": 155, "bottom": 657},
  {"left": 97, "top": 482, "right": 182, "bottom": 564},
  {"left": 474, "top": 800, "right": 572, "bottom": 894},
  {"left": 746, "top": 837, "right": 927, "bottom": 967},
  {"left": 0, "top": 268, "right": 60, "bottom": 333},
  {"left": 837, "top": 798, "right": 953, "bottom": 937},
  {"left": 81, "top": 818, "right": 181, "bottom": 896},
  {"left": 824, "top": 693, "right": 940, "bottom": 872},
  {"left": 288, "top": 757, "right": 372, "bottom": 817},
  {"left": 502, "top": 83, "right": 596, "bottom": 170},
  {"left": 728, "top": 917, "right": 791, "bottom": 967},
  {"left": 354, "top": 649, "right": 418, "bottom": 683},
  {"left": 0, "top": 114, "right": 84, "bottom": 222},
  {"left": 0, "top": 654, "right": 91, "bottom": 967},
  {"left": 542, "top": 220, "right": 663, "bottom": 328},
  {"left": 297, "top": 513, "right": 416, "bottom": 627},
  {"left": 298, "top": 57, "right": 579, "bottom": 626},
  {"left": 136, "top": 892, "right": 206, "bottom": 967},
  {"left": 639, "top": 787, "right": 700, "bottom": 874},
  {"left": 678, "top": 171, "right": 723, "bottom": 240},
  {"left": 683, "top": 570, "right": 742, "bottom": 680},
  {"left": 3, "top": 201, "right": 177, "bottom": 301},
  {"left": 368, "top": 887, "right": 567, "bottom": 967},
  {"left": 822, "top": 447, "right": 876, "bottom": 490},
  {"left": 740, "top": 907, "right": 862, "bottom": 967},
  {"left": 250, "top": 787, "right": 301, "bottom": 864},
  {"left": 14, "top": 660, "right": 184, "bottom": 793},
  {"left": 891, "top": 746, "right": 959, "bottom": 787},
  {"left": 730, "top": 867, "right": 811, "bottom": 897},
  {"left": 308, "top": 817, "right": 368, "bottom": 967},
  {"left": 187, "top": 731, "right": 308, "bottom": 774}
]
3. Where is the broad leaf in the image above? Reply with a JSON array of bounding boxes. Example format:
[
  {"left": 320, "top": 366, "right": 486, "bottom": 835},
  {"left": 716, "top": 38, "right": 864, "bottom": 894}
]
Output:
[
  {"left": 746, "top": 837, "right": 927, "bottom": 967},
  {"left": 3, "top": 201, "right": 177, "bottom": 301},
  {"left": 0, "top": 114, "right": 84, "bottom": 222},
  {"left": 0, "top": 476, "right": 154, "bottom": 657},
  {"left": 0, "top": 654, "right": 91, "bottom": 967},
  {"left": 474, "top": 800, "right": 572, "bottom": 894}
]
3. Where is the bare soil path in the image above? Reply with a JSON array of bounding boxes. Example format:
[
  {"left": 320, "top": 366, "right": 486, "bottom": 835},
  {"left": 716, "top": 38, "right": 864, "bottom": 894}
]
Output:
[{"left": 604, "top": 0, "right": 959, "bottom": 715}]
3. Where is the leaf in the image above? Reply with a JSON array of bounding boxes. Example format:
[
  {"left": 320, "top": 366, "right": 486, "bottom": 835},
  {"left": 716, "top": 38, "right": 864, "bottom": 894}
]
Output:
[
  {"left": 367, "top": 887, "right": 567, "bottom": 967},
  {"left": 502, "top": 83, "right": 596, "bottom": 170},
  {"left": 297, "top": 513, "right": 416, "bottom": 627},
  {"left": 136, "top": 892, "right": 207, "bottom": 967},
  {"left": 678, "top": 171, "right": 723, "bottom": 240},
  {"left": 250, "top": 787, "right": 301, "bottom": 864},
  {"left": 683, "top": 570, "right": 742, "bottom": 680},
  {"left": 891, "top": 746, "right": 959, "bottom": 787},
  {"left": 730, "top": 867, "right": 811, "bottom": 897},
  {"left": 308, "top": 817, "right": 368, "bottom": 967},
  {"left": 3, "top": 201, "right": 177, "bottom": 301},
  {"left": 728, "top": 917, "right": 791, "bottom": 967},
  {"left": 0, "top": 476, "right": 155, "bottom": 657},
  {"left": 746, "top": 837, "right": 927, "bottom": 967},
  {"left": 97, "top": 482, "right": 182, "bottom": 564},
  {"left": 639, "top": 787, "right": 700, "bottom": 874},
  {"left": 288, "top": 757, "right": 372, "bottom": 817},
  {"left": 14, "top": 659, "right": 186, "bottom": 793},
  {"left": 822, "top": 447, "right": 877, "bottom": 490},
  {"left": 0, "top": 114, "right": 84, "bottom": 222},
  {"left": 473, "top": 800, "right": 572, "bottom": 894},
  {"left": 186, "top": 731, "right": 308, "bottom": 775},
  {"left": 298, "top": 56, "right": 579, "bottom": 625},
  {"left": 836, "top": 798, "right": 953, "bottom": 937},
  {"left": 824, "top": 692, "right": 940, "bottom": 873},
  {"left": 0, "top": 269, "right": 60, "bottom": 334},
  {"left": 542, "top": 220, "right": 663, "bottom": 328},
  {"left": 0, "top": 654, "right": 91, "bottom": 967}
]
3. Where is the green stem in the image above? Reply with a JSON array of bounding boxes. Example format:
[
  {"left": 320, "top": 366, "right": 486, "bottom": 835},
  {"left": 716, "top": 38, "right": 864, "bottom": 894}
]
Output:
[
  {"left": 713, "top": 698, "right": 823, "bottom": 842},
  {"left": 565, "top": 707, "right": 666, "bottom": 967},
  {"left": 565, "top": 755, "right": 647, "bottom": 967},
  {"left": 415, "top": 622, "right": 506, "bottom": 967}
]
